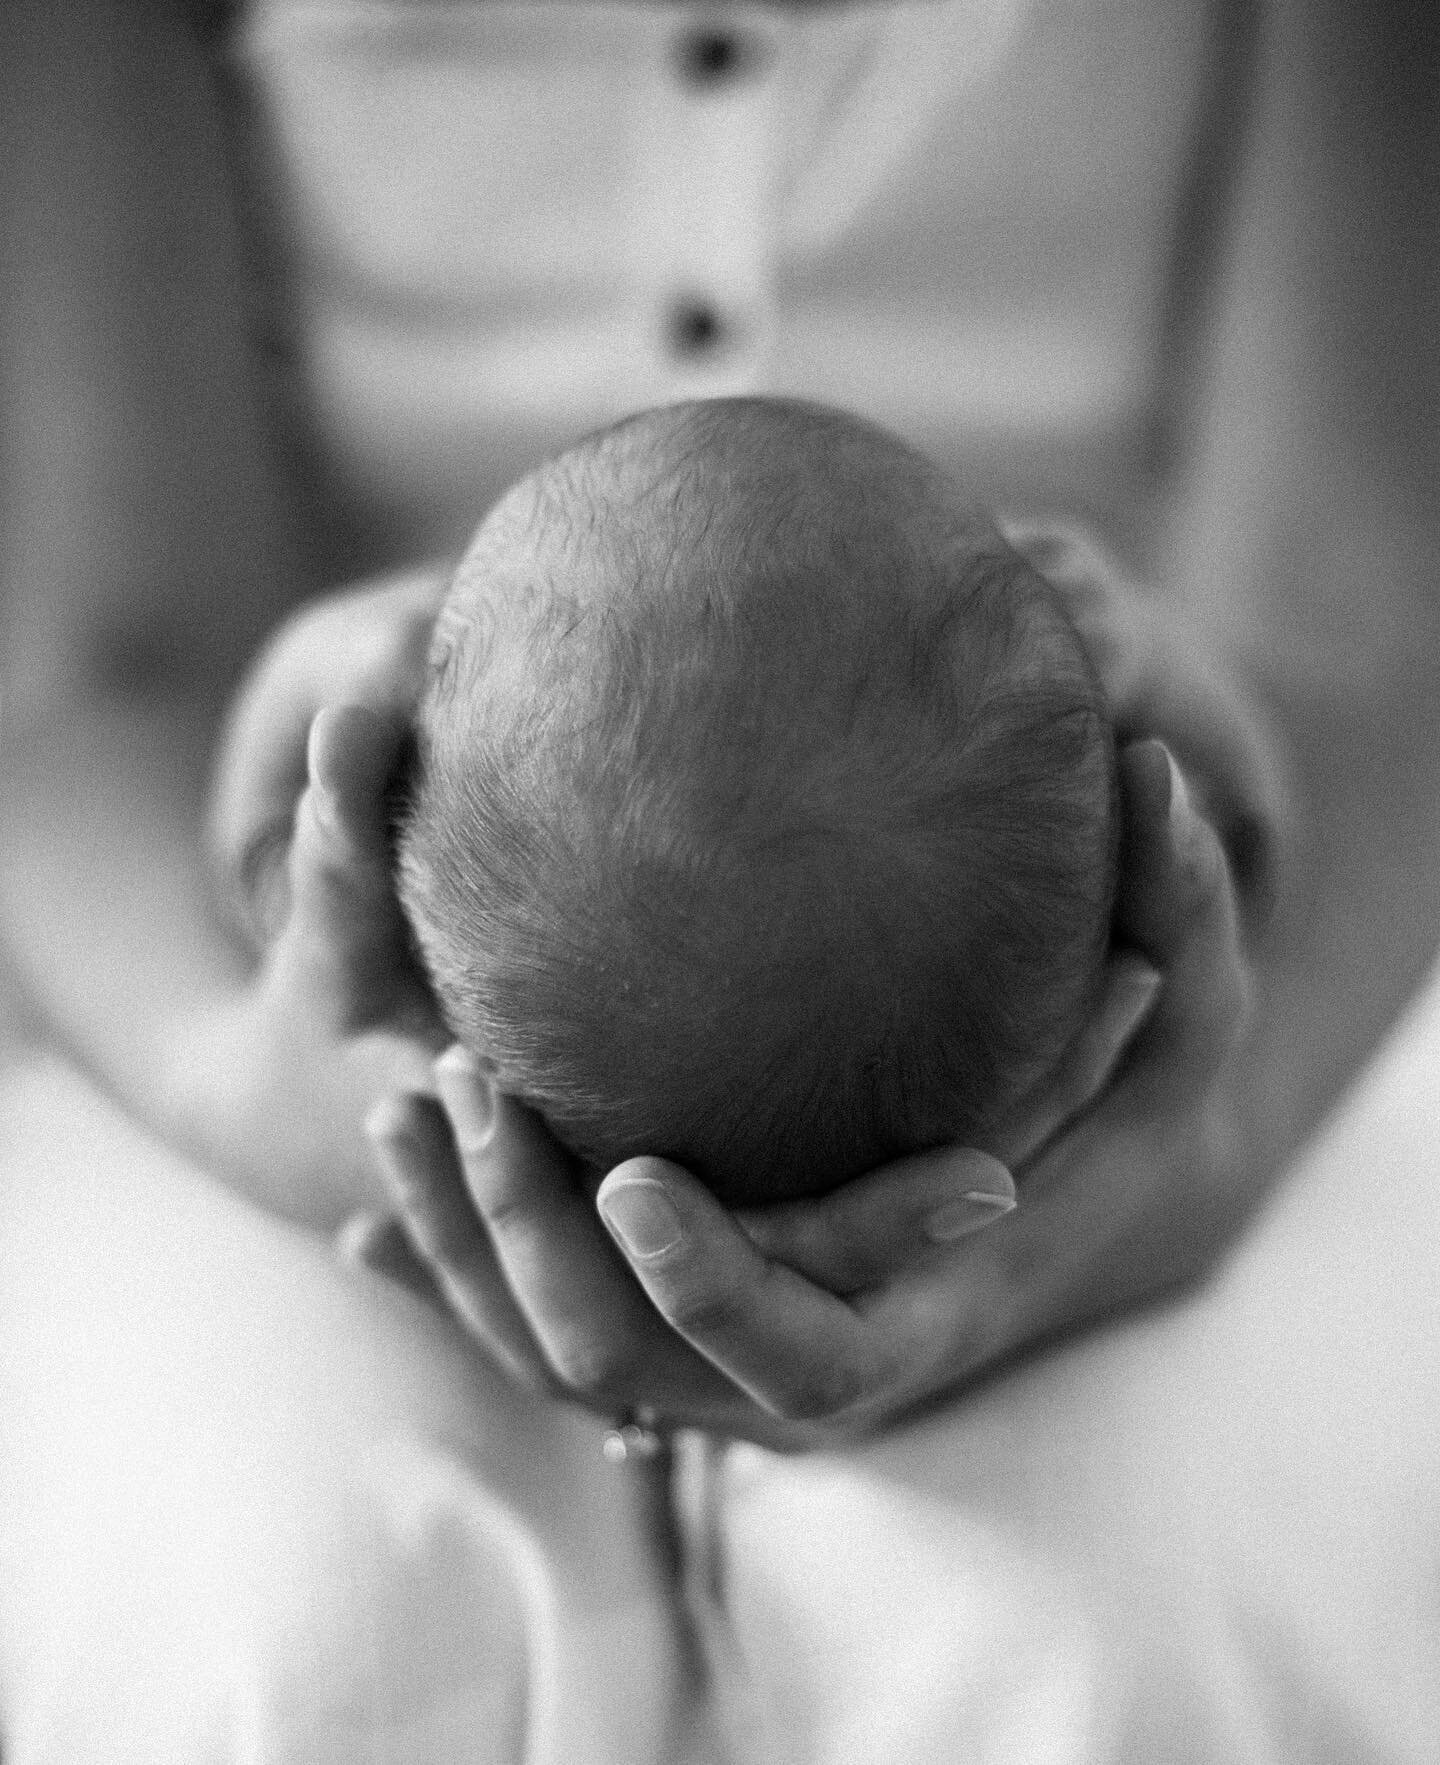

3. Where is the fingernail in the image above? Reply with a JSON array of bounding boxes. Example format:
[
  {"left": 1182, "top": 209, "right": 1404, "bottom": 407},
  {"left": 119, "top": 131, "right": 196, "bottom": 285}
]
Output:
[
  {"left": 1166, "top": 749, "right": 1194, "bottom": 834},
  {"left": 600, "top": 1178, "right": 685, "bottom": 1260},
  {"left": 433, "top": 1046, "right": 497, "bottom": 1153},
  {"left": 1114, "top": 955, "right": 1163, "bottom": 1025},
  {"left": 307, "top": 779, "right": 340, "bottom": 838},
  {"left": 925, "top": 1156, "right": 1017, "bottom": 1242},
  {"left": 305, "top": 715, "right": 339, "bottom": 827}
]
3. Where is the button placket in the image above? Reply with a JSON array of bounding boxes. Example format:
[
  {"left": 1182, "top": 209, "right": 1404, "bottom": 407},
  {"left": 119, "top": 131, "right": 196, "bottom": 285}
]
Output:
[{"left": 628, "top": 9, "right": 781, "bottom": 399}]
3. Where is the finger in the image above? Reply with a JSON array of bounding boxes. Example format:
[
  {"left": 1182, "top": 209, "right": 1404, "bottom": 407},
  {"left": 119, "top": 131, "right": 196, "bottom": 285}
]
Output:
[
  {"left": 365, "top": 1091, "right": 553, "bottom": 1392},
  {"left": 433, "top": 1050, "right": 734, "bottom": 1416},
  {"left": 812, "top": 754, "right": 1251, "bottom": 1411},
  {"left": 931, "top": 748, "right": 1252, "bottom": 1360},
  {"left": 1004, "top": 516, "right": 1145, "bottom": 707},
  {"left": 1007, "top": 518, "right": 1286, "bottom": 924},
  {"left": 735, "top": 1146, "right": 1015, "bottom": 1293},
  {"left": 988, "top": 951, "right": 1162, "bottom": 1170},
  {"left": 597, "top": 1157, "right": 893, "bottom": 1421},
  {"left": 335, "top": 1208, "right": 391, "bottom": 1267},
  {"left": 1104, "top": 634, "right": 1285, "bottom": 926},
  {"left": 299, "top": 702, "right": 404, "bottom": 905},
  {"left": 208, "top": 640, "right": 329, "bottom": 944},
  {"left": 335, "top": 1208, "right": 443, "bottom": 1303},
  {"left": 277, "top": 705, "right": 441, "bottom": 1041},
  {"left": 1116, "top": 739, "right": 1250, "bottom": 1090},
  {"left": 208, "top": 569, "right": 445, "bottom": 939}
]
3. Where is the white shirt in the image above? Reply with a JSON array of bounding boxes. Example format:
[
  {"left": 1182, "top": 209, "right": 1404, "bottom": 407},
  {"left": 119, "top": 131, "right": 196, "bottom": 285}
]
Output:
[{"left": 233, "top": 0, "right": 1220, "bottom": 556}]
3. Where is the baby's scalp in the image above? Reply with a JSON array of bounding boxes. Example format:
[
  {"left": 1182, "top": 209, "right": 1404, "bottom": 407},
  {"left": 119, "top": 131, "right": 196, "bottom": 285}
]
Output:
[{"left": 400, "top": 398, "right": 1118, "bottom": 1206}]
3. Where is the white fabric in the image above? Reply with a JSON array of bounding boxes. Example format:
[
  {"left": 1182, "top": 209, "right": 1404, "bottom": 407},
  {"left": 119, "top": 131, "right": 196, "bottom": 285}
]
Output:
[
  {"left": 8, "top": 3, "right": 1435, "bottom": 1757},
  {"left": 3, "top": 964, "right": 1440, "bottom": 1760},
  {"left": 0, "top": 1062, "right": 704, "bottom": 1764},
  {"left": 714, "top": 970, "right": 1440, "bottom": 1761},
  {"left": 236, "top": 0, "right": 1213, "bottom": 546}
]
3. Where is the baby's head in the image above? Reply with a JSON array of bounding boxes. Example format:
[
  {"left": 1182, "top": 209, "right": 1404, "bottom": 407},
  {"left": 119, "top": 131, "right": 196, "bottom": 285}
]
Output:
[{"left": 398, "top": 398, "right": 1117, "bottom": 1206}]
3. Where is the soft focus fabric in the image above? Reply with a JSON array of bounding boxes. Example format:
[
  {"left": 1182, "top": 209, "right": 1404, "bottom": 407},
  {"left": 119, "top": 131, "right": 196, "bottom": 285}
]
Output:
[
  {"left": 710, "top": 965, "right": 1440, "bottom": 1761},
  {"left": 231, "top": 0, "right": 1218, "bottom": 556},
  {"left": 8, "top": 2, "right": 1433, "bottom": 1757},
  {"left": 2, "top": 960, "right": 1439, "bottom": 1760},
  {"left": 0, "top": 1060, "right": 704, "bottom": 1765}
]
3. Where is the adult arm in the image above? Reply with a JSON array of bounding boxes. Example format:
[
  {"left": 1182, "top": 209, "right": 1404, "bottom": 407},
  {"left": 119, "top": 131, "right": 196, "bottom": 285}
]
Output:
[
  {"left": 1157, "top": 0, "right": 1440, "bottom": 1160},
  {"left": 0, "top": 0, "right": 436, "bottom": 1225}
]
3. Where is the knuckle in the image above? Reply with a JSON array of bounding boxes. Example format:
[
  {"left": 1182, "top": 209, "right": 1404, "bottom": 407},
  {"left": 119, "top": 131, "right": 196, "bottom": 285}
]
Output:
[
  {"left": 469, "top": 1183, "right": 535, "bottom": 1239},
  {"left": 389, "top": 1192, "right": 460, "bottom": 1265},
  {"left": 424, "top": 1216, "right": 484, "bottom": 1273},
  {"left": 549, "top": 1337, "right": 640, "bottom": 1405},
  {"left": 766, "top": 1357, "right": 866, "bottom": 1424},
  {"left": 495, "top": 1349, "right": 566, "bottom": 1405},
  {"left": 660, "top": 1277, "right": 748, "bottom": 1340},
  {"left": 394, "top": 1184, "right": 449, "bottom": 1248}
]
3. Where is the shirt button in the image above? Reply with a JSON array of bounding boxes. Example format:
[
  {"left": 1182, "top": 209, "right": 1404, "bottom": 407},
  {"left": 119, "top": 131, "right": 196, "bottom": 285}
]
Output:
[
  {"left": 668, "top": 297, "right": 727, "bottom": 358},
  {"left": 675, "top": 27, "right": 756, "bottom": 86}
]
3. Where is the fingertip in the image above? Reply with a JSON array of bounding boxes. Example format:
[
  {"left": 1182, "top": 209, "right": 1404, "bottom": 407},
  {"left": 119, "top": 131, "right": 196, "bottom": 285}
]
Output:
[
  {"left": 1108, "top": 949, "right": 1164, "bottom": 1022},
  {"left": 308, "top": 704, "right": 403, "bottom": 836},
  {"left": 1164, "top": 745, "right": 1190, "bottom": 822},
  {"left": 598, "top": 1156, "right": 721, "bottom": 1233},
  {"left": 947, "top": 1146, "right": 1015, "bottom": 1198},
  {"left": 1119, "top": 736, "right": 1174, "bottom": 832},
  {"left": 597, "top": 1174, "right": 688, "bottom": 1263},
  {"left": 309, "top": 701, "right": 383, "bottom": 774},
  {"left": 601, "top": 1154, "right": 694, "bottom": 1194},
  {"left": 364, "top": 1091, "right": 422, "bottom": 1149},
  {"left": 1121, "top": 740, "right": 1210, "bottom": 872},
  {"left": 433, "top": 1041, "right": 492, "bottom": 1081},
  {"left": 924, "top": 1193, "right": 1016, "bottom": 1243},
  {"left": 299, "top": 712, "right": 361, "bottom": 854},
  {"left": 335, "top": 1209, "right": 391, "bottom": 1268},
  {"left": 1118, "top": 738, "right": 1227, "bottom": 936},
  {"left": 432, "top": 1045, "right": 499, "bottom": 1153},
  {"left": 596, "top": 1158, "right": 731, "bottom": 1270},
  {"left": 305, "top": 706, "right": 344, "bottom": 801},
  {"left": 920, "top": 1151, "right": 1017, "bottom": 1242}
]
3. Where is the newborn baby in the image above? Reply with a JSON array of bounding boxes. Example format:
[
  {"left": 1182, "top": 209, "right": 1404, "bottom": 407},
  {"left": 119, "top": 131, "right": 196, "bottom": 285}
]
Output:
[{"left": 398, "top": 398, "right": 1117, "bottom": 1207}]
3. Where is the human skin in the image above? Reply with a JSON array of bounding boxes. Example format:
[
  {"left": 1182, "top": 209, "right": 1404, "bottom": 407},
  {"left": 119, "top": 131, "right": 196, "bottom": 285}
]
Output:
[
  {"left": 254, "top": 571, "right": 1260, "bottom": 1441},
  {"left": 2, "top": 0, "right": 1438, "bottom": 1438}
]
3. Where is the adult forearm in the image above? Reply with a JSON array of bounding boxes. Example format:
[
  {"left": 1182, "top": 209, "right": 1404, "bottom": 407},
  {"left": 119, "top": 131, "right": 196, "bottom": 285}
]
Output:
[
  {"left": 0, "top": 689, "right": 385, "bottom": 1227},
  {"left": 1162, "top": 0, "right": 1440, "bottom": 1165},
  {"left": 1, "top": 691, "right": 231, "bottom": 1083}
]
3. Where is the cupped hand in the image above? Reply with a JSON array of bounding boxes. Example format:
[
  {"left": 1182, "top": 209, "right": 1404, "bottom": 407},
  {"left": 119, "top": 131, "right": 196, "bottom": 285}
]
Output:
[
  {"left": 1004, "top": 516, "right": 1289, "bottom": 920},
  {"left": 361, "top": 734, "right": 1258, "bottom": 1444},
  {"left": 208, "top": 565, "right": 446, "bottom": 951},
  {"left": 183, "top": 568, "right": 450, "bottom": 1221}
]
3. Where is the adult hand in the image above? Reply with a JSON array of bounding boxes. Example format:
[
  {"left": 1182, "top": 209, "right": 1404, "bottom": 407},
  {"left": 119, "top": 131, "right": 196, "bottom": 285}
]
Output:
[
  {"left": 362, "top": 734, "right": 1259, "bottom": 1444},
  {"left": 1005, "top": 516, "right": 1289, "bottom": 922},
  {"left": 173, "top": 567, "right": 451, "bottom": 1221},
  {"left": 208, "top": 565, "right": 446, "bottom": 953}
]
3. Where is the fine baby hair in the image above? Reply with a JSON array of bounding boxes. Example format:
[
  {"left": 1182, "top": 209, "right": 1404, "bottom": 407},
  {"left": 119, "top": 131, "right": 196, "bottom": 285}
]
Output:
[{"left": 398, "top": 398, "right": 1117, "bottom": 1206}]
